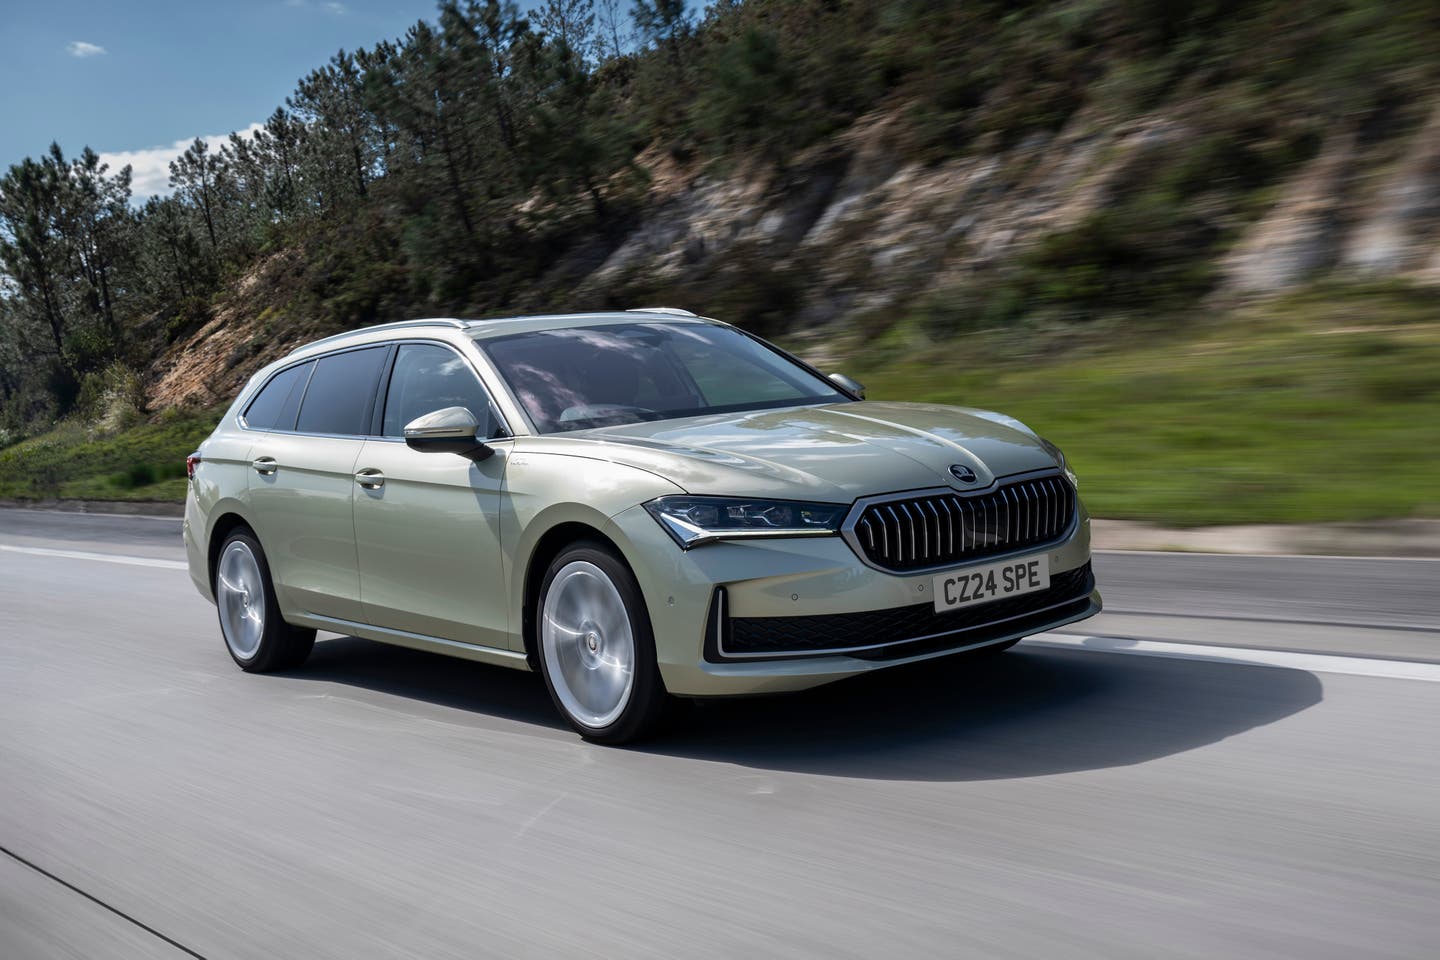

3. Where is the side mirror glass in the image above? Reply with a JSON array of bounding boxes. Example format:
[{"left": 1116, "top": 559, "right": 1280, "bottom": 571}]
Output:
[
  {"left": 403, "top": 406, "right": 494, "bottom": 460},
  {"left": 829, "top": 373, "right": 866, "bottom": 399}
]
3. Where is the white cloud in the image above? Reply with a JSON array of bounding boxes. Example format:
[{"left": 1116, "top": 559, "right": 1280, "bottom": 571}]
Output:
[
  {"left": 98, "top": 123, "right": 264, "bottom": 200},
  {"left": 67, "top": 41, "right": 107, "bottom": 58},
  {"left": 322, "top": 1, "right": 347, "bottom": 13}
]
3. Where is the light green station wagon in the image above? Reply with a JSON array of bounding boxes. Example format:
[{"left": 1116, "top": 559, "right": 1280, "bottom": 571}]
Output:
[{"left": 184, "top": 308, "right": 1100, "bottom": 742}]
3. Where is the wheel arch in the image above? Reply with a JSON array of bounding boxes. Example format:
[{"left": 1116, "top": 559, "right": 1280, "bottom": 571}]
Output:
[
  {"left": 206, "top": 510, "right": 255, "bottom": 591},
  {"left": 520, "top": 520, "right": 636, "bottom": 670}
]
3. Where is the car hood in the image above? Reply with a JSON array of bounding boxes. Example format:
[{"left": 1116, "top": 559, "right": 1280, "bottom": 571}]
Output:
[{"left": 522, "top": 401, "right": 1060, "bottom": 502}]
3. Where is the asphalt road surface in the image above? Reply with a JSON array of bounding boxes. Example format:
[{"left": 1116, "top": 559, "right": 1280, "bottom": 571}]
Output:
[{"left": 2, "top": 507, "right": 1437, "bottom": 959}]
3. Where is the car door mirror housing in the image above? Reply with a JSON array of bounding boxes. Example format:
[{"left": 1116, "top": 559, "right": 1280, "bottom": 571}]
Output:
[
  {"left": 403, "top": 406, "right": 495, "bottom": 461},
  {"left": 829, "top": 373, "right": 865, "bottom": 399}
]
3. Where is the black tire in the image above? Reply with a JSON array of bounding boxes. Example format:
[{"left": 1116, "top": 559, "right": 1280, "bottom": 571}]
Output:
[
  {"left": 534, "top": 540, "right": 671, "bottom": 744},
  {"left": 213, "top": 528, "right": 315, "bottom": 673}
]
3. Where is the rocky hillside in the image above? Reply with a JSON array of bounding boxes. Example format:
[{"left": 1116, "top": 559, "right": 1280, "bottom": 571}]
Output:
[{"left": 149, "top": 94, "right": 1440, "bottom": 411}]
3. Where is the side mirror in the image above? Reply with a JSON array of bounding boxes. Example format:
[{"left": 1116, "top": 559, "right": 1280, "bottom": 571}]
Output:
[
  {"left": 404, "top": 406, "right": 494, "bottom": 461},
  {"left": 829, "top": 373, "right": 866, "bottom": 399}
]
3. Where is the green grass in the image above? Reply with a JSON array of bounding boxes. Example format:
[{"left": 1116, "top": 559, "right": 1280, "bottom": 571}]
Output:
[
  {"left": 0, "top": 409, "right": 221, "bottom": 502},
  {"left": 852, "top": 284, "right": 1440, "bottom": 525},
  {"left": 2, "top": 285, "right": 1438, "bottom": 526}
]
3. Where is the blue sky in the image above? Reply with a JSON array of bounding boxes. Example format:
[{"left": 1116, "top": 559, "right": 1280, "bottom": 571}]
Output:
[{"left": 0, "top": 0, "right": 449, "bottom": 197}]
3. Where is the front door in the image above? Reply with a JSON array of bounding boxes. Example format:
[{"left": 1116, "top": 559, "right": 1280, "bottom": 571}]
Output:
[{"left": 353, "top": 342, "right": 510, "bottom": 649}]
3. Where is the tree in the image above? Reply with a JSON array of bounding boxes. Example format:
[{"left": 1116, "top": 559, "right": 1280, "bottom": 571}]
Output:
[
  {"left": 169, "top": 138, "right": 222, "bottom": 250},
  {"left": 261, "top": 107, "right": 306, "bottom": 219},
  {"left": 537, "top": 0, "right": 598, "bottom": 63},
  {"left": 595, "top": 0, "right": 633, "bottom": 59},
  {"left": 289, "top": 49, "right": 385, "bottom": 207},
  {"left": 527, "top": 27, "right": 634, "bottom": 222},
  {"left": 0, "top": 152, "right": 70, "bottom": 360},
  {"left": 632, "top": 0, "right": 689, "bottom": 63},
  {"left": 63, "top": 148, "right": 133, "bottom": 348}
]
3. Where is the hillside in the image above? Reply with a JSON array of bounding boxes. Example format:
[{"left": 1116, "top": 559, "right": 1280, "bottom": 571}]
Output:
[{"left": 2, "top": 0, "right": 1439, "bottom": 522}]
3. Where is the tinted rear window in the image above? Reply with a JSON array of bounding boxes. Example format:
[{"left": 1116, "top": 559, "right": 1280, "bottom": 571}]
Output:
[
  {"left": 243, "top": 361, "right": 312, "bottom": 431},
  {"left": 295, "top": 348, "right": 388, "bottom": 436}
]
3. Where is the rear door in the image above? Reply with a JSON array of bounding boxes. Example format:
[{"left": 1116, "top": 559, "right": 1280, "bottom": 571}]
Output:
[
  {"left": 353, "top": 341, "right": 510, "bottom": 649},
  {"left": 246, "top": 345, "right": 390, "bottom": 623}
]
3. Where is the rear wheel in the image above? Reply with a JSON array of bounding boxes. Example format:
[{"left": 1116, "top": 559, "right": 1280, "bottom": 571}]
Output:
[
  {"left": 536, "top": 542, "right": 670, "bottom": 744},
  {"left": 214, "top": 529, "right": 315, "bottom": 672}
]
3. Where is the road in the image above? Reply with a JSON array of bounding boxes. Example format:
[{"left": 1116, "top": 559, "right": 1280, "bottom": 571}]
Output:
[{"left": 1, "top": 507, "right": 1437, "bottom": 959}]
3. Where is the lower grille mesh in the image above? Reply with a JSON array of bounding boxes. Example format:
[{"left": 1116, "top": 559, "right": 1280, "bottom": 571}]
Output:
[{"left": 719, "top": 562, "right": 1094, "bottom": 659}]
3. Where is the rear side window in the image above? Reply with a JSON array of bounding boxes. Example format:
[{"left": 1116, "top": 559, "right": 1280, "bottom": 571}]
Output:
[
  {"left": 295, "top": 347, "right": 388, "bottom": 436},
  {"left": 243, "top": 361, "right": 312, "bottom": 431},
  {"left": 381, "top": 343, "right": 496, "bottom": 438}
]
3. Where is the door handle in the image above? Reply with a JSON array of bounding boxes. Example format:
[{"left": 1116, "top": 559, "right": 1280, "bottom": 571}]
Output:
[
  {"left": 252, "top": 457, "right": 278, "bottom": 476},
  {"left": 355, "top": 469, "right": 385, "bottom": 489}
]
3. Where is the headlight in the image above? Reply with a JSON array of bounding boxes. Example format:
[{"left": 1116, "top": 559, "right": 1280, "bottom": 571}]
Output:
[
  {"left": 1040, "top": 438, "right": 1079, "bottom": 488},
  {"left": 643, "top": 496, "right": 847, "bottom": 549}
]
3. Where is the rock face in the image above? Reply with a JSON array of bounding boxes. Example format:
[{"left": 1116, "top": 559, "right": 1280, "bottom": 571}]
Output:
[
  {"left": 578, "top": 110, "right": 1195, "bottom": 327},
  {"left": 1220, "top": 136, "right": 1357, "bottom": 293},
  {"left": 147, "top": 253, "right": 317, "bottom": 411},
  {"left": 579, "top": 101, "right": 1440, "bottom": 322},
  {"left": 1344, "top": 105, "right": 1440, "bottom": 276}
]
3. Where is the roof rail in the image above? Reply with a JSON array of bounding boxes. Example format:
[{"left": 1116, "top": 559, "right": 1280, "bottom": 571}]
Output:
[
  {"left": 626, "top": 306, "right": 698, "bottom": 318},
  {"left": 303, "top": 318, "right": 469, "bottom": 349}
]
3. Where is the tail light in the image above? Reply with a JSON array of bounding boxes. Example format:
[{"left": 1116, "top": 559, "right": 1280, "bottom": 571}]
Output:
[{"left": 186, "top": 453, "right": 202, "bottom": 480}]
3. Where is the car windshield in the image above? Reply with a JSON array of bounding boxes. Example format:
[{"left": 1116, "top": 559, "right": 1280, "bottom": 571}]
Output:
[{"left": 479, "top": 322, "right": 850, "bottom": 433}]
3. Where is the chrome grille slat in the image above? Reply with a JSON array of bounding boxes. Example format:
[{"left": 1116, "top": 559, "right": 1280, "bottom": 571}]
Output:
[
  {"left": 938, "top": 497, "right": 954, "bottom": 555},
  {"left": 901, "top": 501, "right": 918, "bottom": 562},
  {"left": 851, "top": 474, "right": 1077, "bottom": 572},
  {"left": 1026, "top": 482, "right": 1038, "bottom": 541}
]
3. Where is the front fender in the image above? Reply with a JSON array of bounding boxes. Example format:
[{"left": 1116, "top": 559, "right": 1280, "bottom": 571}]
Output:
[{"left": 500, "top": 450, "right": 684, "bottom": 650}]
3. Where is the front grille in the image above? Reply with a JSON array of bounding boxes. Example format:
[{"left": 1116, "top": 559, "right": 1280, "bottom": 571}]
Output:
[
  {"left": 716, "top": 562, "right": 1094, "bottom": 660},
  {"left": 851, "top": 473, "right": 1076, "bottom": 572}
]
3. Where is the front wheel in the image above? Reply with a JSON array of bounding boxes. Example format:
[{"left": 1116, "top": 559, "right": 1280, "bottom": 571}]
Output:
[
  {"left": 536, "top": 542, "right": 670, "bottom": 744},
  {"left": 214, "top": 529, "right": 315, "bottom": 672}
]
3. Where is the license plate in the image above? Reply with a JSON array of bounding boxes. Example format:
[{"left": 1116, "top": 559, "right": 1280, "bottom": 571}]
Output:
[{"left": 933, "top": 554, "right": 1050, "bottom": 613}]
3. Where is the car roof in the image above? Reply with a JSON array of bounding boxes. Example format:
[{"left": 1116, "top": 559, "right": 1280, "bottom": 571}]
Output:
[{"left": 289, "top": 309, "right": 716, "bottom": 356}]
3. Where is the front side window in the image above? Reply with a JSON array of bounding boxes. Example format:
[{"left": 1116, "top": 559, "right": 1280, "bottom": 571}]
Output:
[
  {"left": 243, "top": 361, "right": 313, "bottom": 431},
  {"left": 479, "top": 322, "right": 847, "bottom": 433},
  {"left": 381, "top": 343, "right": 498, "bottom": 437},
  {"left": 295, "top": 347, "right": 388, "bottom": 436}
]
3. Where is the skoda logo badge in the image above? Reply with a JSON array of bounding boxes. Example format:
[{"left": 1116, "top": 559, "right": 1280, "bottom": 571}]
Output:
[{"left": 948, "top": 464, "right": 977, "bottom": 484}]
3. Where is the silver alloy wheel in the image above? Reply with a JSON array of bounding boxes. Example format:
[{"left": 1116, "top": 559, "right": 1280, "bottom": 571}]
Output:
[
  {"left": 216, "top": 540, "right": 266, "bottom": 660},
  {"left": 541, "top": 560, "right": 636, "bottom": 729}
]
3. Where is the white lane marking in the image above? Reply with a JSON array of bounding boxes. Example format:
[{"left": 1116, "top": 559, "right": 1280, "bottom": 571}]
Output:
[
  {"left": 0, "top": 543, "right": 188, "bottom": 570},
  {"left": 1095, "top": 549, "right": 1440, "bottom": 562},
  {"left": 0, "top": 506, "right": 181, "bottom": 523},
  {"left": 1030, "top": 633, "right": 1440, "bottom": 683}
]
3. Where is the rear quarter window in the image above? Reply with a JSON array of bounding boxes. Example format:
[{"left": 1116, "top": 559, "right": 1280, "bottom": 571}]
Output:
[{"left": 242, "top": 361, "right": 313, "bottom": 431}]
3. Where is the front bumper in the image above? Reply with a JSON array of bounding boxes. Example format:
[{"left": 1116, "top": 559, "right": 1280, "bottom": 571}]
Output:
[{"left": 606, "top": 501, "right": 1100, "bottom": 697}]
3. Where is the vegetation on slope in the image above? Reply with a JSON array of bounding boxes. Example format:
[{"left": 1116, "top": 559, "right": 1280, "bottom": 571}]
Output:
[
  {"left": 5, "top": 282, "right": 1436, "bottom": 526},
  {"left": 855, "top": 283, "right": 1440, "bottom": 524}
]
